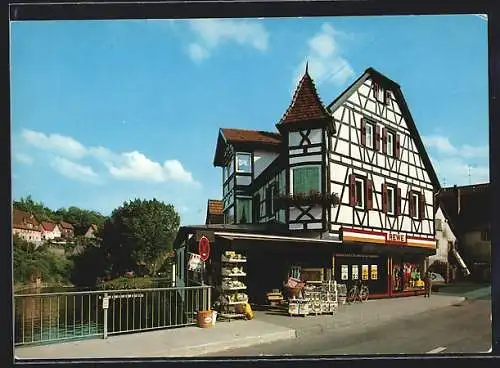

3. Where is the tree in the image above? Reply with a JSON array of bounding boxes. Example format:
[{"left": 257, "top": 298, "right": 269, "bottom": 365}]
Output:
[
  {"left": 101, "top": 198, "right": 180, "bottom": 277},
  {"left": 55, "top": 207, "right": 107, "bottom": 235},
  {"left": 13, "top": 195, "right": 54, "bottom": 222}
]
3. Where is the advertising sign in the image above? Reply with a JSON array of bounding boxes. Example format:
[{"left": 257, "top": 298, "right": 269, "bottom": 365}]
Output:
[
  {"left": 198, "top": 236, "right": 210, "bottom": 261},
  {"left": 351, "top": 265, "right": 359, "bottom": 280},
  {"left": 188, "top": 253, "right": 203, "bottom": 272},
  {"left": 370, "top": 265, "right": 378, "bottom": 280},
  {"left": 341, "top": 265, "right": 349, "bottom": 280},
  {"left": 362, "top": 265, "right": 369, "bottom": 280}
]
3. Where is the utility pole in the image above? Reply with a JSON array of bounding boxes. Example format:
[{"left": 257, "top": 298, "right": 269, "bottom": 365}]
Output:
[{"left": 468, "top": 166, "right": 471, "bottom": 185}]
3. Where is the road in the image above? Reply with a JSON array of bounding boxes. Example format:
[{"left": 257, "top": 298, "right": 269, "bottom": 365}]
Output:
[{"left": 203, "top": 297, "right": 491, "bottom": 357}]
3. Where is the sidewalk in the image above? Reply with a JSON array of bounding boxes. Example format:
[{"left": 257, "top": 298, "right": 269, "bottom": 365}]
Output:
[{"left": 15, "top": 294, "right": 465, "bottom": 360}]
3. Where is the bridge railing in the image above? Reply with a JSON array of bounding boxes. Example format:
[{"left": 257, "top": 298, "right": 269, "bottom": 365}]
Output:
[{"left": 14, "top": 285, "right": 212, "bottom": 346}]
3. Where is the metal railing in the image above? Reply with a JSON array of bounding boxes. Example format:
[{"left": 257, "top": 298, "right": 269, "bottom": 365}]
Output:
[{"left": 14, "top": 285, "right": 212, "bottom": 346}]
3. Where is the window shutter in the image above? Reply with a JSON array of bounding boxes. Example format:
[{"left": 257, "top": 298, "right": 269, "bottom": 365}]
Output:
[
  {"left": 408, "top": 191, "right": 414, "bottom": 218},
  {"left": 349, "top": 174, "right": 356, "bottom": 206},
  {"left": 382, "top": 128, "right": 387, "bottom": 154},
  {"left": 360, "top": 119, "right": 366, "bottom": 146},
  {"left": 395, "top": 134, "right": 401, "bottom": 158},
  {"left": 381, "top": 183, "right": 387, "bottom": 213},
  {"left": 396, "top": 187, "right": 401, "bottom": 215},
  {"left": 375, "top": 125, "right": 381, "bottom": 151},
  {"left": 366, "top": 180, "right": 373, "bottom": 210},
  {"left": 373, "top": 82, "right": 379, "bottom": 98},
  {"left": 419, "top": 193, "right": 425, "bottom": 220},
  {"left": 253, "top": 194, "right": 261, "bottom": 221}
]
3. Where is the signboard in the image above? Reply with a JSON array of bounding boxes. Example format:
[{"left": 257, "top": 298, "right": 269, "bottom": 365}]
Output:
[
  {"left": 351, "top": 265, "right": 359, "bottom": 280},
  {"left": 195, "top": 231, "right": 215, "bottom": 242},
  {"left": 102, "top": 297, "right": 109, "bottom": 310},
  {"left": 386, "top": 233, "right": 407, "bottom": 244},
  {"left": 370, "top": 265, "right": 378, "bottom": 280},
  {"left": 198, "top": 236, "right": 211, "bottom": 261},
  {"left": 362, "top": 265, "right": 369, "bottom": 280},
  {"left": 188, "top": 253, "right": 203, "bottom": 272},
  {"left": 341, "top": 265, "right": 349, "bottom": 280}
]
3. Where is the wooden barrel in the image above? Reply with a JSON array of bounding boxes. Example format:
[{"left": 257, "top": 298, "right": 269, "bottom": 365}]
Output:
[{"left": 197, "top": 310, "right": 213, "bottom": 328}]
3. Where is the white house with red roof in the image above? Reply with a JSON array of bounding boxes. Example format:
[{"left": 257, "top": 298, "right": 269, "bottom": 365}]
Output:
[
  {"left": 12, "top": 209, "right": 43, "bottom": 244},
  {"left": 84, "top": 224, "right": 98, "bottom": 238},
  {"left": 40, "top": 221, "right": 62, "bottom": 240}
]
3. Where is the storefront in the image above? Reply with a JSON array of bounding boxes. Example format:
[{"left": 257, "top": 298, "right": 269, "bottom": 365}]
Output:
[
  {"left": 389, "top": 255, "right": 426, "bottom": 294},
  {"left": 334, "top": 253, "right": 388, "bottom": 295}
]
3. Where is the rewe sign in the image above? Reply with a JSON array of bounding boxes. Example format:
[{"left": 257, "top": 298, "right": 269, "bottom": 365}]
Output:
[{"left": 386, "top": 233, "right": 407, "bottom": 244}]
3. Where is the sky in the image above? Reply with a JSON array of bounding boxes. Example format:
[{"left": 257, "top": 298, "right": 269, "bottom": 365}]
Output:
[{"left": 10, "top": 15, "right": 489, "bottom": 226}]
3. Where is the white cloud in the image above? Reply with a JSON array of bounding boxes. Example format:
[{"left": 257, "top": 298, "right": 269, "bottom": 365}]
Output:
[
  {"left": 422, "top": 135, "right": 457, "bottom": 155},
  {"left": 293, "top": 24, "right": 355, "bottom": 88},
  {"left": 187, "top": 43, "right": 210, "bottom": 62},
  {"left": 20, "top": 129, "right": 200, "bottom": 186},
  {"left": 423, "top": 134, "right": 489, "bottom": 186},
  {"left": 422, "top": 134, "right": 488, "bottom": 159},
  {"left": 433, "top": 157, "right": 489, "bottom": 187},
  {"left": 21, "top": 129, "right": 87, "bottom": 159},
  {"left": 51, "top": 156, "right": 101, "bottom": 184},
  {"left": 14, "top": 153, "right": 33, "bottom": 165},
  {"left": 186, "top": 19, "right": 269, "bottom": 61}
]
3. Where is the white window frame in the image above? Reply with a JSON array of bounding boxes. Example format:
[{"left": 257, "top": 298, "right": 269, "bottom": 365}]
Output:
[
  {"left": 290, "top": 165, "right": 321, "bottom": 195},
  {"left": 386, "top": 186, "right": 396, "bottom": 215},
  {"left": 411, "top": 192, "right": 420, "bottom": 219},
  {"left": 387, "top": 131, "right": 394, "bottom": 156},
  {"left": 365, "top": 123, "right": 374, "bottom": 149},
  {"left": 236, "top": 152, "right": 252, "bottom": 173},
  {"left": 355, "top": 177, "right": 365, "bottom": 209}
]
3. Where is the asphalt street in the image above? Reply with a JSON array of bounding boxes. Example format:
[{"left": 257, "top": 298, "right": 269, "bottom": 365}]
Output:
[{"left": 203, "top": 296, "right": 491, "bottom": 357}]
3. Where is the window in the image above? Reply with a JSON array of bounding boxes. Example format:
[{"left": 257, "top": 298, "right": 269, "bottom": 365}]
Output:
[
  {"left": 266, "top": 182, "right": 278, "bottom": 217},
  {"left": 386, "top": 186, "right": 396, "bottom": 215},
  {"left": 373, "top": 82, "right": 386, "bottom": 103},
  {"left": 435, "top": 219, "right": 443, "bottom": 231},
  {"left": 292, "top": 166, "right": 321, "bottom": 195},
  {"left": 410, "top": 192, "right": 420, "bottom": 219},
  {"left": 236, "top": 198, "right": 252, "bottom": 224},
  {"left": 355, "top": 178, "right": 365, "bottom": 208},
  {"left": 236, "top": 153, "right": 251, "bottom": 173},
  {"left": 481, "top": 229, "right": 490, "bottom": 241},
  {"left": 387, "top": 131, "right": 394, "bottom": 156},
  {"left": 365, "top": 122, "right": 374, "bottom": 149}
]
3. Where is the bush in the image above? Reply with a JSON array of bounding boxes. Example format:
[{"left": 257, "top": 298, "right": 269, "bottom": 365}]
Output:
[{"left": 97, "top": 276, "right": 154, "bottom": 290}]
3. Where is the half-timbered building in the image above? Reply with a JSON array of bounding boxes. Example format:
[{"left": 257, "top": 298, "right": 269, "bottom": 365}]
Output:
[{"left": 175, "top": 66, "right": 440, "bottom": 303}]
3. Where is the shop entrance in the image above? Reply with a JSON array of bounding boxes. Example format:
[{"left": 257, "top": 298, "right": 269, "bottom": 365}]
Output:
[
  {"left": 391, "top": 256, "right": 425, "bottom": 293},
  {"left": 335, "top": 254, "right": 387, "bottom": 295}
]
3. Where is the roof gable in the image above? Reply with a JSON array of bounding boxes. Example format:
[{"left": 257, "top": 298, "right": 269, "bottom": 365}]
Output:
[
  {"left": 213, "top": 128, "right": 282, "bottom": 167},
  {"left": 327, "top": 67, "right": 441, "bottom": 191},
  {"left": 277, "top": 65, "right": 331, "bottom": 127},
  {"left": 41, "top": 221, "right": 58, "bottom": 231}
]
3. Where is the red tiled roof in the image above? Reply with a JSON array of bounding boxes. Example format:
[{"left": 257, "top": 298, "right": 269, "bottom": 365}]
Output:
[
  {"left": 41, "top": 221, "right": 57, "bottom": 231},
  {"left": 279, "top": 66, "right": 331, "bottom": 125},
  {"left": 221, "top": 128, "right": 281, "bottom": 145},
  {"left": 207, "top": 199, "right": 223, "bottom": 215},
  {"left": 12, "top": 209, "right": 41, "bottom": 232},
  {"left": 59, "top": 221, "right": 74, "bottom": 230}
]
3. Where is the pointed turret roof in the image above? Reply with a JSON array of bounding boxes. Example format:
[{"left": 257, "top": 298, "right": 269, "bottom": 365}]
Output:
[{"left": 278, "top": 64, "right": 331, "bottom": 126}]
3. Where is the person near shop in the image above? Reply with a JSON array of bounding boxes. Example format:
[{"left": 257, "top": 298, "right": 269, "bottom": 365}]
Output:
[{"left": 424, "top": 270, "right": 432, "bottom": 298}]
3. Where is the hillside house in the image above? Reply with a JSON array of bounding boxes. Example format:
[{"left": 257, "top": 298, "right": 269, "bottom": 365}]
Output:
[
  {"left": 59, "top": 221, "right": 75, "bottom": 239},
  {"left": 84, "top": 224, "right": 98, "bottom": 238},
  {"left": 40, "top": 221, "right": 62, "bottom": 240},
  {"left": 12, "top": 209, "right": 43, "bottom": 245}
]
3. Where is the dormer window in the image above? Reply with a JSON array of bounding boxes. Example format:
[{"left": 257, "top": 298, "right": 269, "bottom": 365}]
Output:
[{"left": 236, "top": 153, "right": 251, "bottom": 173}]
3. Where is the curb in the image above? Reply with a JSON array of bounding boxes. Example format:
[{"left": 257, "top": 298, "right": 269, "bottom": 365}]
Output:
[
  {"left": 175, "top": 329, "right": 297, "bottom": 357},
  {"left": 462, "top": 287, "right": 491, "bottom": 301}
]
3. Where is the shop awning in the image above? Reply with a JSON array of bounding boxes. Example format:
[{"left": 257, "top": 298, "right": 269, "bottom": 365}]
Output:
[{"left": 214, "top": 231, "right": 342, "bottom": 244}]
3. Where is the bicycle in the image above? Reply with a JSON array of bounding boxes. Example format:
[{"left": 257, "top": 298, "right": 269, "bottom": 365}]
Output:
[{"left": 347, "top": 281, "right": 369, "bottom": 303}]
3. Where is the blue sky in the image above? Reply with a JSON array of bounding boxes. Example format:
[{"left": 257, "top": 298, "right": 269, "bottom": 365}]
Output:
[{"left": 10, "top": 15, "right": 489, "bottom": 225}]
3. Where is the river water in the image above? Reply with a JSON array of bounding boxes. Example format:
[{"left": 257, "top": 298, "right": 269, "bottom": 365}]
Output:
[{"left": 14, "top": 280, "right": 193, "bottom": 346}]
